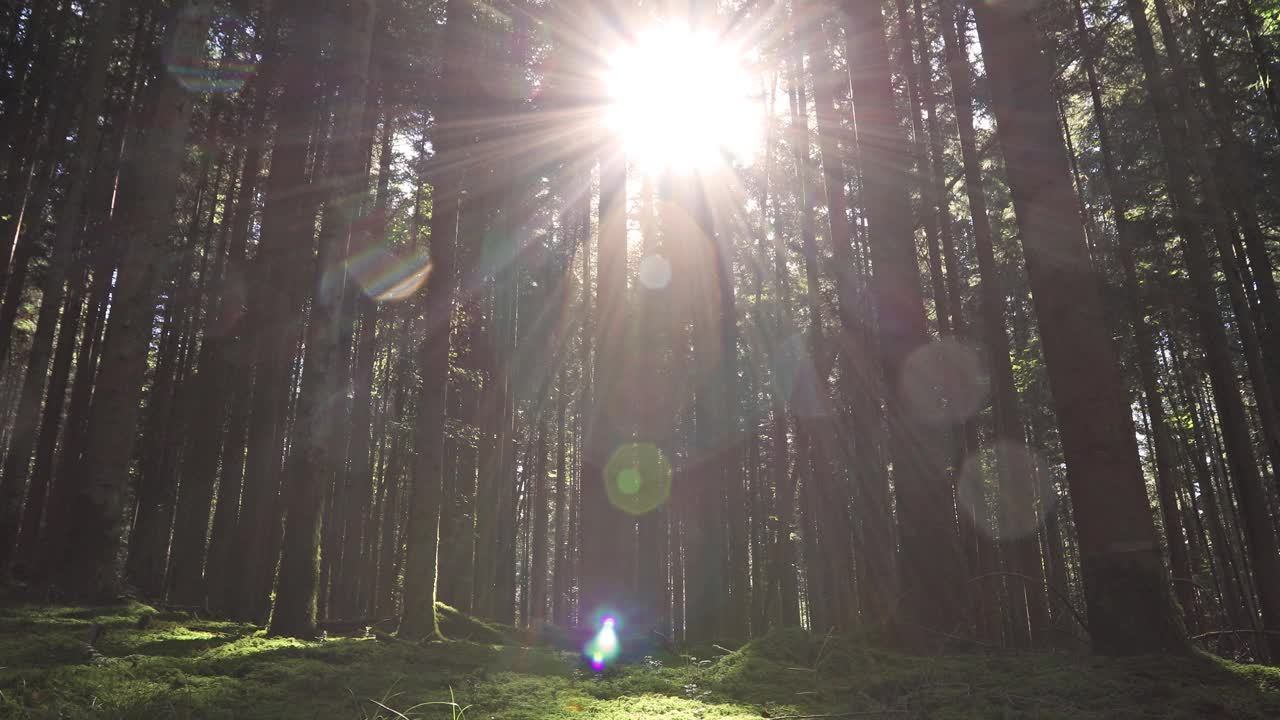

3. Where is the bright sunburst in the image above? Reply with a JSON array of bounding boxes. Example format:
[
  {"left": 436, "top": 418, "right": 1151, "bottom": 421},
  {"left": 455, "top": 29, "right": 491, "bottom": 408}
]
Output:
[{"left": 603, "top": 24, "right": 762, "bottom": 173}]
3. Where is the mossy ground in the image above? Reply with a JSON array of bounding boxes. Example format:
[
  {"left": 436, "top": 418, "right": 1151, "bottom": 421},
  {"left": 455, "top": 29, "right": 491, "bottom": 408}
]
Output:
[{"left": 2, "top": 603, "right": 1277, "bottom": 719}]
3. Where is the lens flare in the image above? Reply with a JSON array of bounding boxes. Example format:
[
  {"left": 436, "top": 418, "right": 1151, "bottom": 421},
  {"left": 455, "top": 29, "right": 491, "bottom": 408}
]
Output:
[
  {"left": 638, "top": 253, "right": 672, "bottom": 290},
  {"left": 616, "top": 468, "right": 643, "bottom": 495},
  {"left": 585, "top": 616, "right": 620, "bottom": 672},
  {"left": 346, "top": 246, "right": 432, "bottom": 302},
  {"left": 166, "top": 7, "right": 257, "bottom": 94},
  {"left": 604, "top": 443, "right": 673, "bottom": 515},
  {"left": 958, "top": 441, "right": 1054, "bottom": 540},
  {"left": 598, "top": 621, "right": 617, "bottom": 651},
  {"left": 899, "top": 338, "right": 988, "bottom": 425}
]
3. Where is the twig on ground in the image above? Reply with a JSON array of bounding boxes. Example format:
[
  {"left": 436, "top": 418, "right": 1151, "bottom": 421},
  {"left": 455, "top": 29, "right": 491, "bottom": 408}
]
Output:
[
  {"left": 907, "top": 623, "right": 998, "bottom": 650},
  {"left": 812, "top": 627, "right": 836, "bottom": 671}
]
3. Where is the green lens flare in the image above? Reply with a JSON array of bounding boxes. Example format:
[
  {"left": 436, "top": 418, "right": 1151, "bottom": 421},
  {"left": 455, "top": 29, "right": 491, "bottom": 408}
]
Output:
[
  {"left": 604, "top": 443, "right": 673, "bottom": 515},
  {"left": 616, "top": 468, "right": 643, "bottom": 495}
]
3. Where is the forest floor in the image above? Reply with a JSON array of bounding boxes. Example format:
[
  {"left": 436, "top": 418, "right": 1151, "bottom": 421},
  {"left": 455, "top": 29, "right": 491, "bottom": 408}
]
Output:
[{"left": 1, "top": 601, "right": 1279, "bottom": 719}]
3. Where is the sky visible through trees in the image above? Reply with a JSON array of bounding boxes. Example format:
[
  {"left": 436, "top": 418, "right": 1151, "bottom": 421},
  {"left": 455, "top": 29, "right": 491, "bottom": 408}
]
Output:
[{"left": 0, "top": 0, "right": 1279, "bottom": 670}]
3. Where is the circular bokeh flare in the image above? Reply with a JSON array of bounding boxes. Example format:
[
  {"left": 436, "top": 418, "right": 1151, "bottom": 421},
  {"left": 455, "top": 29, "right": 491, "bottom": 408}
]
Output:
[{"left": 604, "top": 443, "right": 672, "bottom": 516}]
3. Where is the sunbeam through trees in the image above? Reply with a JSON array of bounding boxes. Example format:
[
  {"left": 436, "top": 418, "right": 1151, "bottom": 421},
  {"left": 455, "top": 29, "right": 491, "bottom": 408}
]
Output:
[{"left": 3, "top": 0, "right": 1280, "bottom": 714}]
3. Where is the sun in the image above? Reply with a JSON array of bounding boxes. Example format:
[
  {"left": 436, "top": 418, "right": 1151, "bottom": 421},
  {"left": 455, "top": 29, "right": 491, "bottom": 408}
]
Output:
[{"left": 603, "top": 24, "right": 762, "bottom": 173}]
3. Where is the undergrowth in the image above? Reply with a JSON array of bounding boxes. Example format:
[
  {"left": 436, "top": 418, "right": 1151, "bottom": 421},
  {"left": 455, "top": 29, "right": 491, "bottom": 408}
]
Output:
[{"left": 1, "top": 602, "right": 1277, "bottom": 718}]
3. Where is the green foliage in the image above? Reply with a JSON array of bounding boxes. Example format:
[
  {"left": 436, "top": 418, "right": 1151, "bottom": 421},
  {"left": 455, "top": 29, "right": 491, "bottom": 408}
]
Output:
[{"left": 2, "top": 607, "right": 1278, "bottom": 719}]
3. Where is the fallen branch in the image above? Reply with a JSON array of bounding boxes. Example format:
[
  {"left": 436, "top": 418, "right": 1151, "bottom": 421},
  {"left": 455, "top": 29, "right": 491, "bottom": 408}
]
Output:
[
  {"left": 319, "top": 617, "right": 400, "bottom": 635},
  {"left": 159, "top": 604, "right": 209, "bottom": 619},
  {"left": 1170, "top": 577, "right": 1210, "bottom": 593},
  {"left": 967, "top": 571, "right": 1089, "bottom": 632},
  {"left": 1191, "top": 628, "right": 1280, "bottom": 642},
  {"left": 371, "top": 629, "right": 428, "bottom": 648},
  {"left": 762, "top": 707, "right": 906, "bottom": 712}
]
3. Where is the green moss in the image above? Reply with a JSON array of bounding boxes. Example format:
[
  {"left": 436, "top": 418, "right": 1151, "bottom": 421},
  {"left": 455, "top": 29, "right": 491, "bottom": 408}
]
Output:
[{"left": 1, "top": 605, "right": 1277, "bottom": 719}]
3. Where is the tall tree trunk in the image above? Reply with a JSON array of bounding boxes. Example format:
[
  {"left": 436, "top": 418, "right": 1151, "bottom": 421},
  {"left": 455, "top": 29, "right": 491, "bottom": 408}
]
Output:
[
  {"left": 767, "top": 47, "right": 813, "bottom": 631},
  {"left": 40, "top": 241, "right": 114, "bottom": 579},
  {"left": 580, "top": 138, "right": 632, "bottom": 630},
  {"left": 127, "top": 148, "right": 217, "bottom": 599},
  {"left": 0, "top": 0, "right": 70, "bottom": 316},
  {"left": 971, "top": 0, "right": 1186, "bottom": 655},
  {"left": 124, "top": 279, "right": 185, "bottom": 598},
  {"left": 168, "top": 13, "right": 276, "bottom": 608},
  {"left": 331, "top": 110, "right": 392, "bottom": 618},
  {"left": 841, "top": 0, "right": 961, "bottom": 642},
  {"left": 892, "top": 0, "right": 949, "bottom": 334},
  {"left": 375, "top": 320, "right": 411, "bottom": 619},
  {"left": 0, "top": 0, "right": 124, "bottom": 575},
  {"left": 552, "top": 365, "right": 572, "bottom": 625},
  {"left": 529, "top": 394, "right": 550, "bottom": 622},
  {"left": 231, "top": 2, "right": 325, "bottom": 623},
  {"left": 1236, "top": 0, "right": 1280, "bottom": 131},
  {"left": 272, "top": 0, "right": 378, "bottom": 638},
  {"left": 398, "top": 0, "right": 470, "bottom": 639},
  {"left": 804, "top": 14, "right": 867, "bottom": 632},
  {"left": 1168, "top": 330, "right": 1250, "bottom": 634},
  {"left": 1069, "top": 0, "right": 1194, "bottom": 627},
  {"left": 940, "top": 0, "right": 1042, "bottom": 646},
  {"left": 12, "top": 267, "right": 87, "bottom": 575},
  {"left": 51, "top": 1, "right": 215, "bottom": 600},
  {"left": 1185, "top": 3, "right": 1280, "bottom": 454},
  {"left": 1123, "top": 0, "right": 1280, "bottom": 658}
]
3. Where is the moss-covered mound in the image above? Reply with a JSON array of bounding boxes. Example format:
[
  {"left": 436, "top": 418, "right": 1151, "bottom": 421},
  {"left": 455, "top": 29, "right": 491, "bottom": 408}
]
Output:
[{"left": 2, "top": 604, "right": 1277, "bottom": 719}]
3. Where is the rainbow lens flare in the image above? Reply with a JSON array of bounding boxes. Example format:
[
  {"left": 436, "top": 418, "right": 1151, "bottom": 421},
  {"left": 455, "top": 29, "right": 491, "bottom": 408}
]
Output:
[
  {"left": 586, "top": 617, "right": 619, "bottom": 671},
  {"left": 165, "top": 7, "right": 257, "bottom": 95}
]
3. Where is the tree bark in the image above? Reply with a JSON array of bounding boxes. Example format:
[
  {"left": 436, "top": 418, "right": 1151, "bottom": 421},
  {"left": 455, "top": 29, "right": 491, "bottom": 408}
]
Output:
[
  {"left": 1123, "top": 0, "right": 1280, "bottom": 658},
  {"left": 1069, "top": 0, "right": 1194, "bottom": 627},
  {"left": 272, "top": 0, "right": 379, "bottom": 638},
  {"left": 52, "top": 1, "right": 215, "bottom": 600},
  {"left": 940, "top": 0, "right": 1042, "bottom": 646},
  {"left": 841, "top": 0, "right": 961, "bottom": 643},
  {"left": 398, "top": 0, "right": 470, "bottom": 640},
  {"left": 0, "top": 0, "right": 124, "bottom": 576},
  {"left": 231, "top": 1, "right": 325, "bottom": 623},
  {"left": 971, "top": 0, "right": 1186, "bottom": 655},
  {"left": 168, "top": 11, "right": 275, "bottom": 608}
]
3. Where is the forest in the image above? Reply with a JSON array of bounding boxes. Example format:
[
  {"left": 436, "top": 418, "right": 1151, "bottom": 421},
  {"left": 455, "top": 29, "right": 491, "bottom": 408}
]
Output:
[{"left": 2, "top": 0, "right": 1280, "bottom": 717}]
